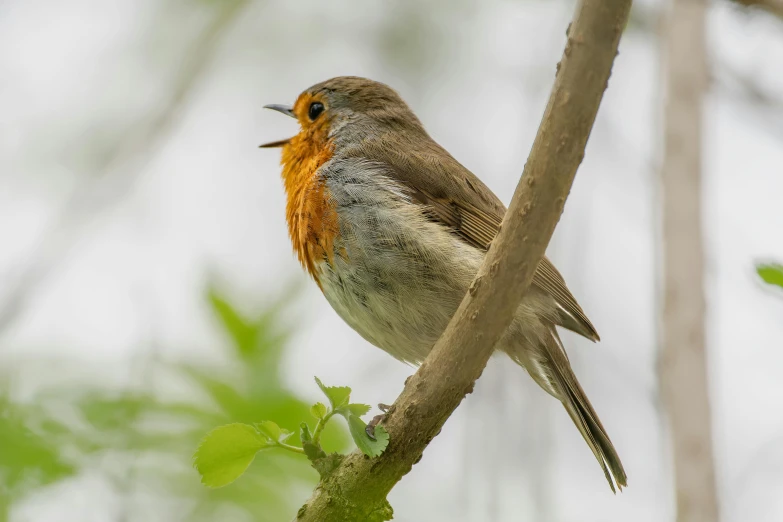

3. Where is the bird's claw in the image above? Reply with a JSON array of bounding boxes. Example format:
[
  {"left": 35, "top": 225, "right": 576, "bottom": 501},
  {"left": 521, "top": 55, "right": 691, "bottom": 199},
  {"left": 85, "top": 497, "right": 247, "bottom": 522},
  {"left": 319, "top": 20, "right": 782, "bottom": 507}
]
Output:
[{"left": 365, "top": 403, "right": 392, "bottom": 440}]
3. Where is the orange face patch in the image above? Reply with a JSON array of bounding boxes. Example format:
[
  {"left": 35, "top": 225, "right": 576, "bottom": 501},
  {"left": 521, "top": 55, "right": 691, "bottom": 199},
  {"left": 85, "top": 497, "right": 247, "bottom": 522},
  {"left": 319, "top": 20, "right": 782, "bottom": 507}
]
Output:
[{"left": 279, "top": 93, "right": 339, "bottom": 285}]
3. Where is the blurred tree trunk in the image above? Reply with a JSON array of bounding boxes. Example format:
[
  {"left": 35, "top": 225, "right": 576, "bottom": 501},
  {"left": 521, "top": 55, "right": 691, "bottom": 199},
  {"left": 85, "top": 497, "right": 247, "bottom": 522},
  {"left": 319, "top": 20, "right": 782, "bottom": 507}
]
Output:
[{"left": 659, "top": 0, "right": 720, "bottom": 521}]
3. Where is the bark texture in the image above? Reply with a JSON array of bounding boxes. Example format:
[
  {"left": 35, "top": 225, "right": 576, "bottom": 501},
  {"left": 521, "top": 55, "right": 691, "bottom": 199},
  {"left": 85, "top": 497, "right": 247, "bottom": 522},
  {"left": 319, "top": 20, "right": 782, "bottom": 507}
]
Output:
[
  {"left": 660, "top": 0, "right": 721, "bottom": 521},
  {"left": 296, "top": 1, "right": 632, "bottom": 520}
]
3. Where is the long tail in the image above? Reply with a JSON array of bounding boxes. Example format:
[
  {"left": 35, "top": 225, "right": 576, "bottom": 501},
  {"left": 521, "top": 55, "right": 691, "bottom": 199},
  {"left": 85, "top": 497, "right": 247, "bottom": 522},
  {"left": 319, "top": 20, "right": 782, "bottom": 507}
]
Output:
[{"left": 544, "top": 329, "right": 628, "bottom": 493}]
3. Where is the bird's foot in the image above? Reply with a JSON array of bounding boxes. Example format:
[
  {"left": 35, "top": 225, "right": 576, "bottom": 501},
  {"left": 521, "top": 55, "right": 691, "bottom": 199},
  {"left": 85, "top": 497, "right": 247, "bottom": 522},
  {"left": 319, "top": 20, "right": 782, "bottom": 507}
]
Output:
[{"left": 365, "top": 403, "right": 392, "bottom": 440}]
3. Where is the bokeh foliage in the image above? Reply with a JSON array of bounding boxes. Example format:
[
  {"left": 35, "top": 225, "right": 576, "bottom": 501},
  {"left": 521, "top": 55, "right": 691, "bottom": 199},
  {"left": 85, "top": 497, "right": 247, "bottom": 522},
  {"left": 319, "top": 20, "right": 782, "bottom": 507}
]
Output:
[
  {"left": 757, "top": 263, "right": 783, "bottom": 291},
  {"left": 0, "top": 287, "right": 347, "bottom": 522}
]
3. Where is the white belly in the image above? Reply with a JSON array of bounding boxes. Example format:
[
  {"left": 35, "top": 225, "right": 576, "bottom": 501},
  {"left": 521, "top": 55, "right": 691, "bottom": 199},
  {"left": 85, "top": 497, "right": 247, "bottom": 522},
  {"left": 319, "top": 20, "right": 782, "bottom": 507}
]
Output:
[
  {"left": 317, "top": 163, "right": 484, "bottom": 364},
  {"left": 314, "top": 158, "right": 558, "bottom": 367}
]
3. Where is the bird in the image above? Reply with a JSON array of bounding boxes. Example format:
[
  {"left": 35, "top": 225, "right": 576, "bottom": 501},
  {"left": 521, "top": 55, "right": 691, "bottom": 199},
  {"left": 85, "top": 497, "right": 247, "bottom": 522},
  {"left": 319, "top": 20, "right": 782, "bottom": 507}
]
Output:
[{"left": 260, "top": 76, "right": 627, "bottom": 492}]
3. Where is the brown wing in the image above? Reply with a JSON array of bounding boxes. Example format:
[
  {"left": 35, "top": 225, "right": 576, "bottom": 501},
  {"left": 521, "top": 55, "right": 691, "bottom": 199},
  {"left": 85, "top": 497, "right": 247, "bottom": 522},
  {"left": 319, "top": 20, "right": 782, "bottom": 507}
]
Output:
[{"left": 352, "top": 135, "right": 600, "bottom": 342}]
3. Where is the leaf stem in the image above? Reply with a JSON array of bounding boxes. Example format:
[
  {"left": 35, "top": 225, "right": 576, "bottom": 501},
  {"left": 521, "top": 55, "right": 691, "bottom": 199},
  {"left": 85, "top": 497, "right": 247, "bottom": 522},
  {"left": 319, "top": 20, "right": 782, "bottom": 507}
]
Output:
[
  {"left": 276, "top": 442, "right": 306, "bottom": 454},
  {"left": 312, "top": 410, "right": 335, "bottom": 446}
]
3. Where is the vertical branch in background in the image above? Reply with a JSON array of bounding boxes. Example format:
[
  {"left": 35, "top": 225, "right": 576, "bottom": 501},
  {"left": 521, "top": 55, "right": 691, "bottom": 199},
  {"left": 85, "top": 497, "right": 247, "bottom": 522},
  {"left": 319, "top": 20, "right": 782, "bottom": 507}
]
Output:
[{"left": 659, "top": 0, "right": 720, "bottom": 521}]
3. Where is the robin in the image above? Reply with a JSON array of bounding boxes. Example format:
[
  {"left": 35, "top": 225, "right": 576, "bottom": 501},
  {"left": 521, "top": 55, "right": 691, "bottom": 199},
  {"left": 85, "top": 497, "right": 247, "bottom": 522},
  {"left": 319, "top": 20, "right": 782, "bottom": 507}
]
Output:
[{"left": 261, "top": 76, "right": 627, "bottom": 492}]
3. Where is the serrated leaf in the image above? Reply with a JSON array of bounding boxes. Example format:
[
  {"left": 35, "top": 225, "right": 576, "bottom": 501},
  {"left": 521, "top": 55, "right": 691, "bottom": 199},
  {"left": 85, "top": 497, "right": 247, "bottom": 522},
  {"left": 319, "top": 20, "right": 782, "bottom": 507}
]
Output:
[
  {"left": 193, "top": 423, "right": 268, "bottom": 488},
  {"left": 757, "top": 263, "right": 783, "bottom": 290},
  {"left": 314, "top": 377, "right": 351, "bottom": 409},
  {"left": 346, "top": 415, "right": 389, "bottom": 458},
  {"left": 337, "top": 403, "right": 371, "bottom": 417},
  {"left": 255, "top": 420, "right": 281, "bottom": 441},
  {"left": 310, "top": 402, "right": 328, "bottom": 420},
  {"left": 255, "top": 420, "right": 293, "bottom": 444}
]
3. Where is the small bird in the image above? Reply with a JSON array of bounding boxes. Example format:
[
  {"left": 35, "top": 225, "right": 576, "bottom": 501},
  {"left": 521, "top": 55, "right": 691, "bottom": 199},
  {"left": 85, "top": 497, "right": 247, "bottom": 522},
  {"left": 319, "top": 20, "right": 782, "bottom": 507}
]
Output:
[{"left": 261, "top": 76, "right": 627, "bottom": 492}]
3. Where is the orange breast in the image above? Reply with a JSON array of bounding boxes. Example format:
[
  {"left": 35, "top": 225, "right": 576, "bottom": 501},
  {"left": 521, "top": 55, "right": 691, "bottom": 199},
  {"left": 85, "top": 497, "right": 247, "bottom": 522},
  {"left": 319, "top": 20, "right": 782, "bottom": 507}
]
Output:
[{"left": 280, "top": 133, "right": 339, "bottom": 285}]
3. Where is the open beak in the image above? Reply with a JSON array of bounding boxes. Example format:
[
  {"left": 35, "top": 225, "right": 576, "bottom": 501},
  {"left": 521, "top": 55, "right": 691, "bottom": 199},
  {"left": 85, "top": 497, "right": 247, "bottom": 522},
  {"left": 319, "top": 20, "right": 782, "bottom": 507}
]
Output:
[
  {"left": 258, "top": 137, "right": 292, "bottom": 148},
  {"left": 259, "top": 104, "right": 296, "bottom": 148}
]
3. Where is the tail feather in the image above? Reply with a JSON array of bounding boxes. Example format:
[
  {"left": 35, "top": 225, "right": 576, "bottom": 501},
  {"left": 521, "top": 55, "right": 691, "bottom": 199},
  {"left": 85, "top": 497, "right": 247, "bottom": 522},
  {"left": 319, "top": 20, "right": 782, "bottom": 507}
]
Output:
[{"left": 545, "top": 329, "right": 628, "bottom": 493}]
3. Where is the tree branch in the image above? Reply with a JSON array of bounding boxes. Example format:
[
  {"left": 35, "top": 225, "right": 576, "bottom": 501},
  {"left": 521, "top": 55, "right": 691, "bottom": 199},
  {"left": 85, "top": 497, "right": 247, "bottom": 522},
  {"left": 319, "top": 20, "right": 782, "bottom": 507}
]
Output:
[
  {"left": 732, "top": 0, "right": 783, "bottom": 21},
  {"left": 659, "top": 0, "right": 720, "bottom": 521},
  {"left": 296, "top": 1, "right": 632, "bottom": 520}
]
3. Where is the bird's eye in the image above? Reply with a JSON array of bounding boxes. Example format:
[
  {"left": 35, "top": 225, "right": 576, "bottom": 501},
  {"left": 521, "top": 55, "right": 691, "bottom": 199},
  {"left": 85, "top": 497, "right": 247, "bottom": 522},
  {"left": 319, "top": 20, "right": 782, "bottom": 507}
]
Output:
[{"left": 308, "top": 102, "right": 324, "bottom": 121}]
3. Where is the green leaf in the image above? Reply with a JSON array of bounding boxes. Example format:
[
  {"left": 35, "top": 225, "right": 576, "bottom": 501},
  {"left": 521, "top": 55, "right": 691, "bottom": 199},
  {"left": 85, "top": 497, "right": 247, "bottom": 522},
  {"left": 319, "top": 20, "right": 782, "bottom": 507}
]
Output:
[
  {"left": 310, "top": 402, "right": 328, "bottom": 420},
  {"left": 757, "top": 263, "right": 783, "bottom": 290},
  {"left": 255, "top": 420, "right": 281, "bottom": 441},
  {"left": 337, "top": 403, "right": 371, "bottom": 417},
  {"left": 207, "top": 289, "right": 260, "bottom": 357},
  {"left": 179, "top": 365, "right": 251, "bottom": 418},
  {"left": 300, "top": 422, "right": 326, "bottom": 462},
  {"left": 255, "top": 420, "right": 293, "bottom": 444},
  {"left": 314, "top": 377, "right": 351, "bottom": 409},
  {"left": 0, "top": 399, "right": 76, "bottom": 490},
  {"left": 312, "top": 379, "right": 387, "bottom": 457},
  {"left": 193, "top": 423, "right": 269, "bottom": 488},
  {"left": 345, "top": 415, "right": 389, "bottom": 458}
]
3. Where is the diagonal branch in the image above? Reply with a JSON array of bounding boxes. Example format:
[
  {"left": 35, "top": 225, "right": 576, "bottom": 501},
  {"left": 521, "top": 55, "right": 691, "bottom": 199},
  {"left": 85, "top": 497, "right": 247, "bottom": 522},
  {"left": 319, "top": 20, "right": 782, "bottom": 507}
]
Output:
[{"left": 295, "top": 1, "right": 632, "bottom": 520}]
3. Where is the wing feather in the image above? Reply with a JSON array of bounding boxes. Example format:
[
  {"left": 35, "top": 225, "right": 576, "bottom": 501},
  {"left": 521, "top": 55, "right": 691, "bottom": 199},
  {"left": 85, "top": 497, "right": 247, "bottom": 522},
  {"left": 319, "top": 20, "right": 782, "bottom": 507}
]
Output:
[{"left": 349, "top": 135, "right": 600, "bottom": 341}]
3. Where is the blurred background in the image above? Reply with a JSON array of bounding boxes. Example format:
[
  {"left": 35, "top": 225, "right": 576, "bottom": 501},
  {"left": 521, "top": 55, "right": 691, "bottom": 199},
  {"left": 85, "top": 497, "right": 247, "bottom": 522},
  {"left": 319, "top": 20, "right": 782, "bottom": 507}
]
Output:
[{"left": 1, "top": 0, "right": 782, "bottom": 520}]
